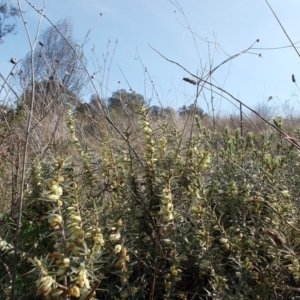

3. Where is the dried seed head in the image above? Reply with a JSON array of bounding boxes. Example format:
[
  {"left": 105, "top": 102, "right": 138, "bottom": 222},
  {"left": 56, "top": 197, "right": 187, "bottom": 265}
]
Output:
[
  {"left": 10, "top": 58, "right": 17, "bottom": 64},
  {"left": 183, "top": 77, "right": 197, "bottom": 85}
]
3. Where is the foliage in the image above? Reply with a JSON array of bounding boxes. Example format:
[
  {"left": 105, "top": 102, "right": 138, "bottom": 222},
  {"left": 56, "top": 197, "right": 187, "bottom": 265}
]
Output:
[
  {"left": 107, "top": 89, "right": 146, "bottom": 113},
  {"left": 0, "top": 0, "right": 20, "bottom": 43},
  {"left": 1, "top": 103, "right": 300, "bottom": 299},
  {"left": 2, "top": 1, "right": 300, "bottom": 298},
  {"left": 20, "top": 19, "right": 87, "bottom": 95},
  {"left": 178, "top": 104, "right": 207, "bottom": 119},
  {"left": 150, "top": 105, "right": 176, "bottom": 119}
]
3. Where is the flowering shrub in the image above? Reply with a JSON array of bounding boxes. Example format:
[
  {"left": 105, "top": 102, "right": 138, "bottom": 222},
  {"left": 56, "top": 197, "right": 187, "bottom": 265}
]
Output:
[{"left": 1, "top": 107, "right": 300, "bottom": 299}]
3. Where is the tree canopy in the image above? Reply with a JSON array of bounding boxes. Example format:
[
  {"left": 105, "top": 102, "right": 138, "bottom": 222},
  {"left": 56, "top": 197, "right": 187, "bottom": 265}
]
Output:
[
  {"left": 107, "top": 89, "right": 147, "bottom": 112},
  {"left": 178, "top": 104, "right": 207, "bottom": 118},
  {"left": 0, "top": 0, "right": 19, "bottom": 44},
  {"left": 20, "top": 19, "right": 87, "bottom": 95}
]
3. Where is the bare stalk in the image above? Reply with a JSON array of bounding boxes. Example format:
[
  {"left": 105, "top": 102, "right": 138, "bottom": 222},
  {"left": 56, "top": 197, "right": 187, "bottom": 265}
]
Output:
[
  {"left": 265, "top": 0, "right": 300, "bottom": 59},
  {"left": 11, "top": 1, "right": 45, "bottom": 298},
  {"left": 26, "top": 0, "right": 143, "bottom": 165},
  {"left": 150, "top": 45, "right": 300, "bottom": 150}
]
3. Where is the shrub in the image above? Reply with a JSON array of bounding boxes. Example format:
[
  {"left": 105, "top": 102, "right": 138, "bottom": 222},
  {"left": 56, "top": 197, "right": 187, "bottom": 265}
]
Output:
[{"left": 1, "top": 106, "right": 300, "bottom": 299}]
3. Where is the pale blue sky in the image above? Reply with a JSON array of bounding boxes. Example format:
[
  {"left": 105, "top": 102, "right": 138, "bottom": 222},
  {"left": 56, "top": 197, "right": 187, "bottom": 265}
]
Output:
[{"left": 1, "top": 0, "right": 300, "bottom": 116}]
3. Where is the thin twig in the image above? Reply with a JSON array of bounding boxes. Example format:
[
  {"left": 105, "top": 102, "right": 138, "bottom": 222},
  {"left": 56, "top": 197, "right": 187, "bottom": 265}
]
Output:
[
  {"left": 26, "top": 0, "right": 143, "bottom": 165},
  {"left": 11, "top": 1, "right": 45, "bottom": 299},
  {"left": 265, "top": 0, "right": 300, "bottom": 59},
  {"left": 149, "top": 45, "right": 300, "bottom": 150}
]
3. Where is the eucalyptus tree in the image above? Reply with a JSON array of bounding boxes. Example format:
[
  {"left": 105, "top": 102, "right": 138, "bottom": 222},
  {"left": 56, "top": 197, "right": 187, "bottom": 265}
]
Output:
[{"left": 20, "top": 19, "right": 87, "bottom": 112}]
